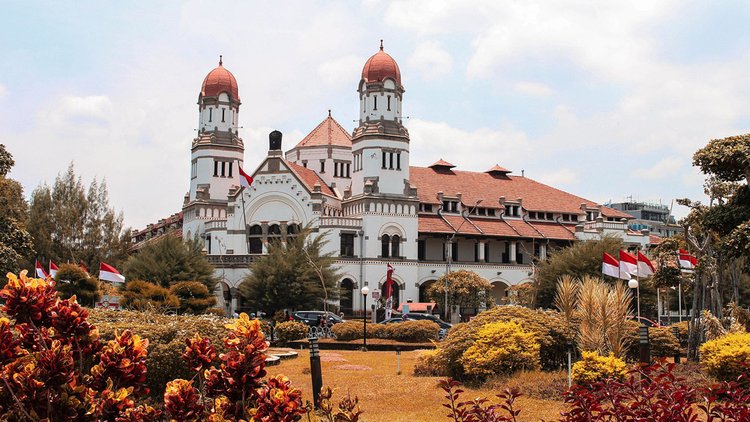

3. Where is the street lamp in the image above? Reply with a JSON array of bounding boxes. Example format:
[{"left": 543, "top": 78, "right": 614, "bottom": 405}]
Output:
[
  {"left": 361, "top": 286, "right": 370, "bottom": 352},
  {"left": 628, "top": 278, "right": 641, "bottom": 320}
]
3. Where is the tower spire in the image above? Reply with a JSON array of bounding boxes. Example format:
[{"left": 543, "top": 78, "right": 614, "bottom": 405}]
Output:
[
  {"left": 219, "top": 55, "right": 223, "bottom": 66},
  {"left": 380, "top": 39, "right": 383, "bottom": 51}
]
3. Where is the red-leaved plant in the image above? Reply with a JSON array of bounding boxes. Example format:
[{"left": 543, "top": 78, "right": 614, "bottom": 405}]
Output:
[{"left": 440, "top": 378, "right": 522, "bottom": 422}]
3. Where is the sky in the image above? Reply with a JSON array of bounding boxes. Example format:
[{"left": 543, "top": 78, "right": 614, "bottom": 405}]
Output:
[{"left": 3, "top": 0, "right": 750, "bottom": 230}]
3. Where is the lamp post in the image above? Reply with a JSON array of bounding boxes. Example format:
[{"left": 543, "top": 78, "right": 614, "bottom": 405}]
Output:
[
  {"left": 361, "top": 286, "right": 370, "bottom": 351},
  {"left": 628, "top": 278, "right": 640, "bottom": 320}
]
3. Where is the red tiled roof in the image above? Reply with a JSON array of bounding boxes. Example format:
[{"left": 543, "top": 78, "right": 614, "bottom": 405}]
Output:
[
  {"left": 410, "top": 166, "right": 631, "bottom": 218},
  {"left": 417, "top": 214, "right": 576, "bottom": 240},
  {"left": 398, "top": 302, "right": 436, "bottom": 312},
  {"left": 650, "top": 234, "right": 663, "bottom": 245},
  {"left": 294, "top": 113, "right": 352, "bottom": 148},
  {"left": 285, "top": 160, "right": 337, "bottom": 197},
  {"left": 361, "top": 42, "right": 402, "bottom": 86},
  {"left": 201, "top": 57, "right": 239, "bottom": 100},
  {"left": 486, "top": 164, "right": 511, "bottom": 174},
  {"left": 429, "top": 159, "right": 455, "bottom": 169}
]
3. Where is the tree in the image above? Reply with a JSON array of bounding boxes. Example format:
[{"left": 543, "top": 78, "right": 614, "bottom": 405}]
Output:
[
  {"left": 533, "top": 236, "right": 623, "bottom": 309},
  {"left": 123, "top": 235, "right": 218, "bottom": 291},
  {"left": 0, "top": 144, "right": 34, "bottom": 276},
  {"left": 239, "top": 226, "right": 339, "bottom": 316},
  {"left": 54, "top": 263, "right": 101, "bottom": 307},
  {"left": 170, "top": 281, "right": 217, "bottom": 314},
  {"left": 120, "top": 279, "right": 180, "bottom": 311},
  {"left": 427, "top": 269, "right": 493, "bottom": 312},
  {"left": 26, "top": 163, "right": 130, "bottom": 271}
]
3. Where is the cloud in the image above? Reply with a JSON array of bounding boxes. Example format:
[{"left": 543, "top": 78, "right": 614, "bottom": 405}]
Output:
[
  {"left": 317, "top": 55, "right": 363, "bottom": 87},
  {"left": 514, "top": 81, "right": 553, "bottom": 97},
  {"left": 43, "top": 95, "right": 113, "bottom": 126},
  {"left": 636, "top": 156, "right": 683, "bottom": 180},
  {"left": 407, "top": 118, "right": 532, "bottom": 172},
  {"left": 0, "top": 84, "right": 6, "bottom": 98},
  {"left": 408, "top": 41, "right": 453, "bottom": 80},
  {"left": 535, "top": 168, "right": 580, "bottom": 186}
]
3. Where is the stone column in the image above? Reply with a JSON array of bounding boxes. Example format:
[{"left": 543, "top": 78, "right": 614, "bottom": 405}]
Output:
[
  {"left": 540, "top": 243, "right": 547, "bottom": 260},
  {"left": 261, "top": 223, "right": 269, "bottom": 254},
  {"left": 509, "top": 242, "right": 517, "bottom": 264},
  {"left": 478, "top": 241, "right": 486, "bottom": 261},
  {"left": 230, "top": 287, "right": 239, "bottom": 315}
]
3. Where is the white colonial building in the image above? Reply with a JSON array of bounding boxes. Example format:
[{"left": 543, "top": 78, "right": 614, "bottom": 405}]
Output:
[{"left": 177, "top": 45, "right": 650, "bottom": 317}]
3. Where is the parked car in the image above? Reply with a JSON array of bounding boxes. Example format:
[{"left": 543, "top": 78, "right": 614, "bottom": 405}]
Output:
[
  {"left": 291, "top": 311, "right": 344, "bottom": 327},
  {"left": 379, "top": 315, "right": 452, "bottom": 339},
  {"left": 626, "top": 315, "right": 662, "bottom": 327}
]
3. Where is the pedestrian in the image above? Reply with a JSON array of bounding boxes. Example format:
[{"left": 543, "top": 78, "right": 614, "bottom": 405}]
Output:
[{"left": 232, "top": 311, "right": 239, "bottom": 319}]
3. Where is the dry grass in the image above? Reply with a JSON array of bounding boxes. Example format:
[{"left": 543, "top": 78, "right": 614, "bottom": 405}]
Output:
[{"left": 268, "top": 349, "right": 565, "bottom": 421}]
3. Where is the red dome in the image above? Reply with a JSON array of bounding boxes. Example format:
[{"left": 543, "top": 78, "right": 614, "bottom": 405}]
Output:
[
  {"left": 201, "top": 57, "right": 240, "bottom": 100},
  {"left": 361, "top": 42, "right": 401, "bottom": 86}
]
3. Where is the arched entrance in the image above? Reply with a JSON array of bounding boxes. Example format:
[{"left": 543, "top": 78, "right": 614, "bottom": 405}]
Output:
[
  {"left": 419, "top": 280, "right": 436, "bottom": 303},
  {"left": 339, "top": 279, "right": 354, "bottom": 316},
  {"left": 490, "top": 281, "right": 509, "bottom": 306}
]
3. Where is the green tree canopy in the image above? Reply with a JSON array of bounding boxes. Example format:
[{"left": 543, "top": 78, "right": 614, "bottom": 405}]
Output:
[
  {"left": 54, "top": 263, "right": 101, "bottom": 307},
  {"left": 427, "top": 269, "right": 493, "bottom": 311},
  {"left": 239, "top": 226, "right": 339, "bottom": 316},
  {"left": 534, "top": 236, "right": 623, "bottom": 309},
  {"left": 0, "top": 144, "right": 33, "bottom": 276},
  {"left": 123, "top": 235, "right": 218, "bottom": 291},
  {"left": 169, "top": 281, "right": 217, "bottom": 314},
  {"left": 120, "top": 280, "right": 179, "bottom": 312},
  {"left": 26, "top": 163, "right": 129, "bottom": 271},
  {"left": 693, "top": 134, "right": 750, "bottom": 184}
]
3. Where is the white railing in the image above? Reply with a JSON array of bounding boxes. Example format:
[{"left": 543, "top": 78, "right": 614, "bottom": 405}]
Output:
[
  {"left": 319, "top": 217, "right": 362, "bottom": 228},
  {"left": 205, "top": 220, "right": 227, "bottom": 230},
  {"left": 583, "top": 220, "right": 627, "bottom": 232}
]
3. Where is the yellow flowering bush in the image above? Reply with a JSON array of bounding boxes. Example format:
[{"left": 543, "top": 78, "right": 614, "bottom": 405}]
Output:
[
  {"left": 275, "top": 320, "right": 310, "bottom": 342},
  {"left": 460, "top": 320, "right": 540, "bottom": 378},
  {"left": 700, "top": 331, "right": 750, "bottom": 382},
  {"left": 571, "top": 351, "right": 627, "bottom": 386}
]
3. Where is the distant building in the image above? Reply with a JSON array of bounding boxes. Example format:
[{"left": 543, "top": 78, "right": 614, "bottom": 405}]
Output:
[
  {"left": 607, "top": 200, "right": 683, "bottom": 239},
  {"left": 130, "top": 212, "right": 183, "bottom": 251},
  {"left": 135, "top": 43, "right": 655, "bottom": 317}
]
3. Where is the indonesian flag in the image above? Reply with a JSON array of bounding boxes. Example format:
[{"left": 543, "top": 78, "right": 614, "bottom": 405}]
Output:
[
  {"left": 602, "top": 253, "right": 623, "bottom": 279},
  {"left": 35, "top": 260, "right": 49, "bottom": 279},
  {"left": 637, "top": 251, "right": 655, "bottom": 276},
  {"left": 49, "top": 260, "right": 59, "bottom": 278},
  {"left": 99, "top": 262, "right": 125, "bottom": 284},
  {"left": 619, "top": 250, "right": 638, "bottom": 276},
  {"left": 384, "top": 264, "right": 395, "bottom": 300},
  {"left": 238, "top": 164, "right": 254, "bottom": 190},
  {"left": 679, "top": 249, "right": 697, "bottom": 269}
]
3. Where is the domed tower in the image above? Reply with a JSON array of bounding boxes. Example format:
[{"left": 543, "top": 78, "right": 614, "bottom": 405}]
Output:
[
  {"left": 351, "top": 41, "right": 411, "bottom": 197},
  {"left": 184, "top": 57, "right": 245, "bottom": 241}
]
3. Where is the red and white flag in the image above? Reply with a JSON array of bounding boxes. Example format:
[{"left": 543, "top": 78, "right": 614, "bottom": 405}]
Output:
[
  {"left": 384, "top": 264, "right": 395, "bottom": 299},
  {"left": 49, "top": 260, "right": 59, "bottom": 278},
  {"left": 79, "top": 260, "right": 89, "bottom": 275},
  {"left": 99, "top": 262, "right": 125, "bottom": 284},
  {"left": 678, "top": 249, "right": 697, "bottom": 270},
  {"left": 619, "top": 250, "right": 638, "bottom": 276},
  {"left": 35, "top": 260, "right": 49, "bottom": 279},
  {"left": 602, "top": 253, "right": 621, "bottom": 278},
  {"left": 637, "top": 251, "right": 655, "bottom": 276},
  {"left": 238, "top": 164, "right": 254, "bottom": 190}
]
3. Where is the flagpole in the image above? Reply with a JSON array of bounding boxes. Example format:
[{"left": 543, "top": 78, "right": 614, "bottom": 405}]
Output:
[
  {"left": 240, "top": 188, "right": 250, "bottom": 254},
  {"left": 636, "top": 249, "right": 641, "bottom": 320}
]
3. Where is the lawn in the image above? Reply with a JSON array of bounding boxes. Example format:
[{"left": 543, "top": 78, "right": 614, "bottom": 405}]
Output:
[{"left": 269, "top": 349, "right": 566, "bottom": 421}]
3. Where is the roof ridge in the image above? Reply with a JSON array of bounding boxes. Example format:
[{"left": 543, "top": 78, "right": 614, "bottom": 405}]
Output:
[{"left": 294, "top": 114, "right": 352, "bottom": 148}]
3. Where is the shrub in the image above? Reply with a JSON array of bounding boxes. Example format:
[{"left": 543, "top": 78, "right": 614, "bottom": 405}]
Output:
[
  {"left": 275, "top": 320, "right": 310, "bottom": 342},
  {"left": 649, "top": 326, "right": 681, "bottom": 357},
  {"left": 461, "top": 320, "right": 540, "bottom": 378},
  {"left": 330, "top": 320, "right": 385, "bottom": 340},
  {"left": 413, "top": 349, "right": 447, "bottom": 376},
  {"left": 205, "top": 307, "right": 228, "bottom": 317},
  {"left": 571, "top": 351, "right": 627, "bottom": 386},
  {"left": 169, "top": 280, "right": 217, "bottom": 314},
  {"left": 431, "top": 305, "right": 573, "bottom": 380},
  {"left": 54, "top": 262, "right": 101, "bottom": 306},
  {"left": 120, "top": 279, "right": 179, "bottom": 311},
  {"left": 488, "top": 370, "right": 568, "bottom": 400},
  {"left": 674, "top": 320, "right": 689, "bottom": 339},
  {"left": 384, "top": 320, "right": 440, "bottom": 342},
  {"left": 700, "top": 331, "right": 750, "bottom": 382}
]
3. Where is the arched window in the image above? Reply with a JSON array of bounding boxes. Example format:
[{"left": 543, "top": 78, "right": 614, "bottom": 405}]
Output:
[
  {"left": 391, "top": 235, "right": 400, "bottom": 258},
  {"left": 268, "top": 224, "right": 282, "bottom": 244},
  {"left": 381, "top": 234, "right": 390, "bottom": 258},
  {"left": 248, "top": 225, "right": 262, "bottom": 254},
  {"left": 287, "top": 223, "right": 300, "bottom": 238},
  {"left": 339, "top": 279, "right": 354, "bottom": 316}
]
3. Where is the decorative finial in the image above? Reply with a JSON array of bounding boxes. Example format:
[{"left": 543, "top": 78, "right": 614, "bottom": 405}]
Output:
[
  {"left": 380, "top": 40, "right": 384, "bottom": 51},
  {"left": 219, "top": 55, "right": 223, "bottom": 66},
  {"left": 328, "top": 109, "right": 331, "bottom": 117}
]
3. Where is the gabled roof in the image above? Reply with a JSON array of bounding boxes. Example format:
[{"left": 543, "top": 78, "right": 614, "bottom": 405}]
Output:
[
  {"left": 293, "top": 113, "right": 352, "bottom": 148},
  {"left": 285, "top": 160, "right": 337, "bottom": 197},
  {"left": 410, "top": 165, "right": 631, "bottom": 219}
]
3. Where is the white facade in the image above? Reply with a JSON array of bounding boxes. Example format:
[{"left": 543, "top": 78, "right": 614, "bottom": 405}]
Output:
[{"left": 181, "top": 47, "right": 650, "bottom": 317}]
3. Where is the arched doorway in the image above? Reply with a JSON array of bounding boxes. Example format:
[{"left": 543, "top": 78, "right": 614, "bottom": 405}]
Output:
[
  {"left": 490, "top": 281, "right": 509, "bottom": 306},
  {"left": 339, "top": 279, "right": 354, "bottom": 316},
  {"left": 419, "top": 280, "right": 436, "bottom": 303}
]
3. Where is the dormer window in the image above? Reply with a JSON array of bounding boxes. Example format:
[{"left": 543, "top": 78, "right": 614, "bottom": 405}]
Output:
[
  {"left": 504, "top": 205, "right": 520, "bottom": 217},
  {"left": 443, "top": 200, "right": 459, "bottom": 213}
]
